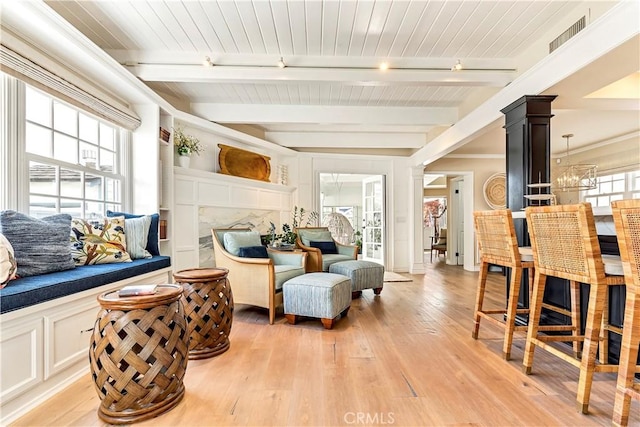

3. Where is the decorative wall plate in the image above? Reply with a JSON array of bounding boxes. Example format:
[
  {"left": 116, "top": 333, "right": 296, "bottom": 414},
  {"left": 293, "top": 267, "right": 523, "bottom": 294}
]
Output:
[
  {"left": 218, "top": 144, "right": 271, "bottom": 182},
  {"left": 483, "top": 172, "right": 507, "bottom": 209}
]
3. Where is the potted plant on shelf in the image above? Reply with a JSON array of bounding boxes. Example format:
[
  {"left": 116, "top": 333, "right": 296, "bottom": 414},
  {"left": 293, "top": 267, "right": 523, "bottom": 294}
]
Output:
[{"left": 173, "top": 126, "right": 204, "bottom": 168}]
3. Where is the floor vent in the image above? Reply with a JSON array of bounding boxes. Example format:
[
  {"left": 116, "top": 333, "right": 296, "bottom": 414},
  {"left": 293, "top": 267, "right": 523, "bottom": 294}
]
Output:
[{"left": 549, "top": 16, "right": 586, "bottom": 53}]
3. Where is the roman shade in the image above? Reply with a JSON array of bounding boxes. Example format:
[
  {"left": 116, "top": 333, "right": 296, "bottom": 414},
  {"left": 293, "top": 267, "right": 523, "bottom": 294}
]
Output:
[{"left": 0, "top": 44, "right": 141, "bottom": 130}]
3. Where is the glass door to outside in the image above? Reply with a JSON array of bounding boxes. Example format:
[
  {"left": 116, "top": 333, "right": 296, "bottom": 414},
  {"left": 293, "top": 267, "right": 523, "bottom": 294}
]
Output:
[{"left": 362, "top": 175, "right": 385, "bottom": 264}]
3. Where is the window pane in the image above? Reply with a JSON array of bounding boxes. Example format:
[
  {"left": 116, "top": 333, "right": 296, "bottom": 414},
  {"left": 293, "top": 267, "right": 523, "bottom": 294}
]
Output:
[
  {"left": 85, "top": 173, "right": 103, "bottom": 200},
  {"left": 600, "top": 181, "right": 612, "bottom": 194},
  {"left": 100, "top": 148, "right": 115, "bottom": 173},
  {"left": 585, "top": 187, "right": 599, "bottom": 196},
  {"left": 60, "top": 198, "right": 82, "bottom": 218},
  {"left": 105, "top": 203, "right": 122, "bottom": 213},
  {"left": 79, "top": 114, "right": 98, "bottom": 144},
  {"left": 80, "top": 143, "right": 98, "bottom": 169},
  {"left": 597, "top": 196, "right": 609, "bottom": 207},
  {"left": 612, "top": 179, "right": 625, "bottom": 193},
  {"left": 60, "top": 168, "right": 82, "bottom": 198},
  {"left": 29, "top": 162, "right": 56, "bottom": 195},
  {"left": 26, "top": 123, "right": 52, "bottom": 156},
  {"left": 100, "top": 123, "right": 115, "bottom": 150},
  {"left": 105, "top": 178, "right": 121, "bottom": 203},
  {"left": 26, "top": 87, "right": 51, "bottom": 127},
  {"left": 29, "top": 195, "right": 57, "bottom": 218},
  {"left": 610, "top": 194, "right": 624, "bottom": 202},
  {"left": 53, "top": 102, "right": 77, "bottom": 136},
  {"left": 84, "top": 201, "right": 104, "bottom": 221},
  {"left": 25, "top": 87, "right": 125, "bottom": 218},
  {"left": 53, "top": 132, "right": 78, "bottom": 164}
]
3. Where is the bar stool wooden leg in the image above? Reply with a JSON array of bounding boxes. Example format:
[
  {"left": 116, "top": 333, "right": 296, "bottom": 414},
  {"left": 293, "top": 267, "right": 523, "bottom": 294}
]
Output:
[
  {"left": 527, "top": 267, "right": 534, "bottom": 307},
  {"left": 599, "top": 287, "right": 611, "bottom": 365},
  {"left": 576, "top": 279, "right": 608, "bottom": 414},
  {"left": 472, "top": 262, "right": 489, "bottom": 340},
  {"left": 612, "top": 282, "right": 640, "bottom": 426},
  {"left": 523, "top": 272, "right": 547, "bottom": 375},
  {"left": 569, "top": 280, "right": 582, "bottom": 359},
  {"left": 503, "top": 265, "right": 522, "bottom": 361}
]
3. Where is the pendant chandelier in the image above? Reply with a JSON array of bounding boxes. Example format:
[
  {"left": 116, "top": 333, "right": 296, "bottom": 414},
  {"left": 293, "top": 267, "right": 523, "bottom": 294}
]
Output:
[{"left": 555, "top": 133, "right": 597, "bottom": 192}]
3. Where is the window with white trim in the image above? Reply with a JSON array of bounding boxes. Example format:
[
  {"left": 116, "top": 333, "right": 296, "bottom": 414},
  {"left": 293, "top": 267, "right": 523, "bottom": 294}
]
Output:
[
  {"left": 582, "top": 170, "right": 640, "bottom": 207},
  {"left": 25, "top": 86, "right": 125, "bottom": 219}
]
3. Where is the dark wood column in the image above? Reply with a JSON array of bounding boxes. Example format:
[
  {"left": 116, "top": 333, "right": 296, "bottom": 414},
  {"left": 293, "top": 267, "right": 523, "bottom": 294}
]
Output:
[
  {"left": 501, "top": 95, "right": 556, "bottom": 317},
  {"left": 501, "top": 95, "right": 556, "bottom": 246}
]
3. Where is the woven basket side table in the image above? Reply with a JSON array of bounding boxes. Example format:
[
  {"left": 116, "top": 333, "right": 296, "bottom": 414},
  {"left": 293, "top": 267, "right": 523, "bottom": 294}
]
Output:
[
  {"left": 89, "top": 284, "right": 189, "bottom": 425},
  {"left": 173, "top": 267, "right": 234, "bottom": 359}
]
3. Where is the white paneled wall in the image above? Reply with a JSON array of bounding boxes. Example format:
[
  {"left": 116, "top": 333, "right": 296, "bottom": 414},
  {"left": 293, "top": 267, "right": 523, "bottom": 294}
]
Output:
[{"left": 173, "top": 168, "right": 295, "bottom": 272}]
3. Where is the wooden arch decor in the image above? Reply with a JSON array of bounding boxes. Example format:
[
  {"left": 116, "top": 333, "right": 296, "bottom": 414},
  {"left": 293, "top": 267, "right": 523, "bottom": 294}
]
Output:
[{"left": 218, "top": 144, "right": 271, "bottom": 182}]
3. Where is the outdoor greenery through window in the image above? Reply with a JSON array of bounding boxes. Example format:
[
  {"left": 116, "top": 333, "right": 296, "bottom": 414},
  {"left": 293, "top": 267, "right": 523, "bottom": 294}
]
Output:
[
  {"left": 582, "top": 170, "right": 640, "bottom": 207},
  {"left": 25, "top": 86, "right": 124, "bottom": 219}
]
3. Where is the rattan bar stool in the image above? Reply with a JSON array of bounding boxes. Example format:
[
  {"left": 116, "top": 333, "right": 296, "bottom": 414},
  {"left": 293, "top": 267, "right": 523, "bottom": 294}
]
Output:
[
  {"left": 472, "top": 209, "right": 531, "bottom": 360},
  {"left": 471, "top": 209, "right": 578, "bottom": 361},
  {"left": 611, "top": 199, "right": 640, "bottom": 427},
  {"left": 523, "top": 203, "right": 629, "bottom": 415}
]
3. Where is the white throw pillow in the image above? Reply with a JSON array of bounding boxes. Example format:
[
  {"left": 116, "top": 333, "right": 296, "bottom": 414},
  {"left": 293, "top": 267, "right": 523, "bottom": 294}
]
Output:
[
  {"left": 124, "top": 215, "right": 152, "bottom": 259},
  {"left": 0, "top": 233, "right": 17, "bottom": 288}
]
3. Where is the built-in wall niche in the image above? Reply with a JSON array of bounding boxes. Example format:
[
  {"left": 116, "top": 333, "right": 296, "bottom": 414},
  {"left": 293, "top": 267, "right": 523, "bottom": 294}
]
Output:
[{"left": 198, "top": 206, "right": 281, "bottom": 267}]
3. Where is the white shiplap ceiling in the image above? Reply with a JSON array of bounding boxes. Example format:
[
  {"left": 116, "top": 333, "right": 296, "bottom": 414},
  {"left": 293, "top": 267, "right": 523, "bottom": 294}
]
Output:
[{"left": 41, "top": 0, "right": 637, "bottom": 156}]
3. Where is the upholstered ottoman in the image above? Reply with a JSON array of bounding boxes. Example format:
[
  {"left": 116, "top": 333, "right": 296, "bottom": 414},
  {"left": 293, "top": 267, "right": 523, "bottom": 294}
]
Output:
[
  {"left": 329, "top": 260, "right": 384, "bottom": 298},
  {"left": 283, "top": 273, "right": 351, "bottom": 329}
]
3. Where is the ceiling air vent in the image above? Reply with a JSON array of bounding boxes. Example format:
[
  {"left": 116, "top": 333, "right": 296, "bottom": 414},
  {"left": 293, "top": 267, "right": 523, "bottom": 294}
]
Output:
[{"left": 549, "top": 16, "right": 586, "bottom": 53}]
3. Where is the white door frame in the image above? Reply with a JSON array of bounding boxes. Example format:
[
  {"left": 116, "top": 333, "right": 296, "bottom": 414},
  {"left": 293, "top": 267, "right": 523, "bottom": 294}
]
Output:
[
  {"left": 420, "top": 170, "right": 477, "bottom": 272},
  {"left": 315, "top": 171, "right": 390, "bottom": 269},
  {"left": 450, "top": 177, "right": 464, "bottom": 266}
]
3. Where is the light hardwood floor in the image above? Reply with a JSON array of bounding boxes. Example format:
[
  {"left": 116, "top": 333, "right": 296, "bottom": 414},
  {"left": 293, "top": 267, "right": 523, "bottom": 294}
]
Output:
[{"left": 12, "top": 258, "right": 639, "bottom": 426}]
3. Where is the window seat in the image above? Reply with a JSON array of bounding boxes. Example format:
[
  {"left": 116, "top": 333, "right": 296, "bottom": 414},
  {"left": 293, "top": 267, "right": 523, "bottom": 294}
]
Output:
[
  {"left": 0, "top": 256, "right": 171, "bottom": 314},
  {"left": 0, "top": 256, "right": 173, "bottom": 425}
]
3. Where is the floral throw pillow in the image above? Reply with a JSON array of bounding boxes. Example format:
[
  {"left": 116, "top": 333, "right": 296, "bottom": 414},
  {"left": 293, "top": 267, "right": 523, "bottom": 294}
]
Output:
[
  {"left": 70, "top": 217, "right": 132, "bottom": 265},
  {"left": 0, "top": 233, "right": 17, "bottom": 288}
]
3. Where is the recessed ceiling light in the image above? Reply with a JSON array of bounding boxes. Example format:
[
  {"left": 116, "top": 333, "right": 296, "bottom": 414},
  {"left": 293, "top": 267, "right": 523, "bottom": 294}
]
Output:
[
  {"left": 451, "top": 59, "right": 463, "bottom": 71},
  {"left": 379, "top": 62, "right": 389, "bottom": 71}
]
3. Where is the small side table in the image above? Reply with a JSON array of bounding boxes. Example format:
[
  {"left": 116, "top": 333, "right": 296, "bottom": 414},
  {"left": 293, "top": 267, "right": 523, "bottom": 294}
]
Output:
[
  {"left": 89, "top": 284, "right": 189, "bottom": 424},
  {"left": 173, "top": 268, "right": 234, "bottom": 359}
]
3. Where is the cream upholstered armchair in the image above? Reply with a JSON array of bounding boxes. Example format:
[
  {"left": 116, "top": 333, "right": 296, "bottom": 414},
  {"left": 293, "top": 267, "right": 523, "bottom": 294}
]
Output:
[
  {"left": 295, "top": 227, "right": 357, "bottom": 272},
  {"left": 212, "top": 228, "right": 307, "bottom": 324}
]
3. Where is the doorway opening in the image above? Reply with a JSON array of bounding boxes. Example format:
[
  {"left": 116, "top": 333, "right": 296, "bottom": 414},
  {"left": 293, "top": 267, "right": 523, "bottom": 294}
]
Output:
[
  {"left": 319, "top": 173, "right": 386, "bottom": 265},
  {"left": 423, "top": 197, "right": 447, "bottom": 252}
]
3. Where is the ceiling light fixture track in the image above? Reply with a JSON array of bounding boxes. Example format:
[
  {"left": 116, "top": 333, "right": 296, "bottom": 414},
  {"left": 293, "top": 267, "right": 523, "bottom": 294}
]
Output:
[{"left": 125, "top": 57, "right": 515, "bottom": 73}]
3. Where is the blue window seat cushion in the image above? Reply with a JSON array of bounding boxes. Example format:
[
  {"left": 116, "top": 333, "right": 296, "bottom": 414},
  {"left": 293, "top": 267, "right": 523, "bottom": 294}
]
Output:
[{"left": 0, "top": 256, "right": 171, "bottom": 314}]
